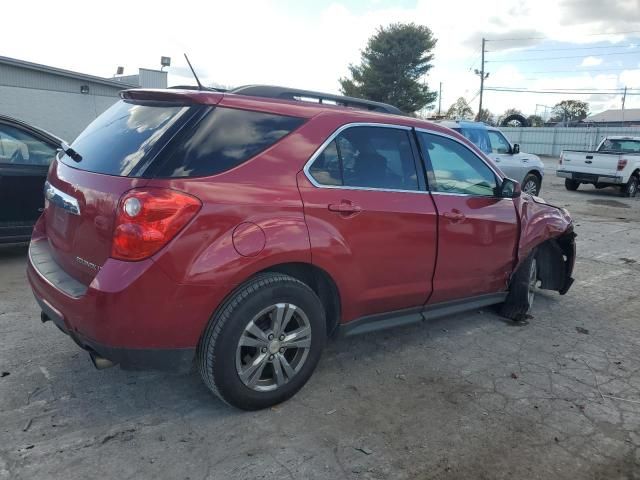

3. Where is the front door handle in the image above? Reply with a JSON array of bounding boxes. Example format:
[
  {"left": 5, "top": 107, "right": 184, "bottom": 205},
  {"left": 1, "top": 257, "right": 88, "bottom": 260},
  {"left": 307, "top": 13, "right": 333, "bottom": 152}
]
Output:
[
  {"left": 328, "top": 201, "right": 362, "bottom": 215},
  {"left": 442, "top": 210, "right": 465, "bottom": 223}
]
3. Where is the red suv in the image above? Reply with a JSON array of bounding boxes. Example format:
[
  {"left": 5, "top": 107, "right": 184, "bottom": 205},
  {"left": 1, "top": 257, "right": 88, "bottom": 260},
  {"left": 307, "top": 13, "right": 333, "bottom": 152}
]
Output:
[{"left": 28, "top": 86, "right": 576, "bottom": 410}]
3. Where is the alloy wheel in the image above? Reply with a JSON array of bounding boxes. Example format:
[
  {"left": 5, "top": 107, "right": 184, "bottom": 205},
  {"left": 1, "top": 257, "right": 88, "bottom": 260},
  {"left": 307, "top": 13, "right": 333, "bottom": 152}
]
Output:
[
  {"left": 236, "top": 303, "right": 312, "bottom": 392},
  {"left": 523, "top": 180, "right": 538, "bottom": 196},
  {"left": 528, "top": 258, "right": 538, "bottom": 306}
]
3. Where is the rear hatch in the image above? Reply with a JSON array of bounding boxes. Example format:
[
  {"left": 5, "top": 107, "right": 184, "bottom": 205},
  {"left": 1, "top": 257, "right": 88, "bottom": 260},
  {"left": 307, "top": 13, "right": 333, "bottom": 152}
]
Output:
[{"left": 43, "top": 95, "right": 209, "bottom": 285}]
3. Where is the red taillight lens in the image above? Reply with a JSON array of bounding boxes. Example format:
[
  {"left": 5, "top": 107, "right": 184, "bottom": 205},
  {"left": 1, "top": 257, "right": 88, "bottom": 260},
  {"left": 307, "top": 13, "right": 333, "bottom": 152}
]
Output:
[
  {"left": 112, "top": 188, "right": 201, "bottom": 261},
  {"left": 617, "top": 159, "right": 628, "bottom": 171}
]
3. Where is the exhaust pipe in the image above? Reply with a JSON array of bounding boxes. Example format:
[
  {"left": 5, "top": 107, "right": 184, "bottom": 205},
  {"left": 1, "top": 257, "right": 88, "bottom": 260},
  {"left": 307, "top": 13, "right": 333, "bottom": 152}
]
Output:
[{"left": 89, "top": 352, "right": 116, "bottom": 370}]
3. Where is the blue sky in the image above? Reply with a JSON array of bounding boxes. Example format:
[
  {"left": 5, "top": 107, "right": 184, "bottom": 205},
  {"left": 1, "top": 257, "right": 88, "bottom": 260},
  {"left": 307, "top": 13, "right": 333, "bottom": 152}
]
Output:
[{"left": 3, "top": 0, "right": 639, "bottom": 117}]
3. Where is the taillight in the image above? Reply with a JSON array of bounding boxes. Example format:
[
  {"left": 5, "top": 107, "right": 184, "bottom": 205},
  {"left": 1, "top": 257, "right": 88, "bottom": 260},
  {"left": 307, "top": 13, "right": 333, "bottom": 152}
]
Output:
[
  {"left": 617, "top": 159, "right": 628, "bottom": 171},
  {"left": 112, "top": 188, "right": 201, "bottom": 261},
  {"left": 559, "top": 153, "right": 563, "bottom": 165}
]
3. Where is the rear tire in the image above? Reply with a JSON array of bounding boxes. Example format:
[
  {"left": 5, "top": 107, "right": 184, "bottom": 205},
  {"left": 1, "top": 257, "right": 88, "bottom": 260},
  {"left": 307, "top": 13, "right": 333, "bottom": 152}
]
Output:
[
  {"left": 522, "top": 173, "right": 541, "bottom": 196},
  {"left": 621, "top": 175, "right": 639, "bottom": 198},
  {"left": 198, "top": 273, "right": 326, "bottom": 410},
  {"left": 564, "top": 179, "right": 580, "bottom": 191},
  {"left": 499, "top": 254, "right": 538, "bottom": 321}
]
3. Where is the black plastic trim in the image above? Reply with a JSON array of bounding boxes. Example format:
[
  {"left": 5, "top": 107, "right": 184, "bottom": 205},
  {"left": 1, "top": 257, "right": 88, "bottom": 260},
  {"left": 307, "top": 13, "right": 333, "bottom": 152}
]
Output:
[
  {"left": 29, "top": 240, "right": 88, "bottom": 298},
  {"left": 340, "top": 292, "right": 508, "bottom": 337}
]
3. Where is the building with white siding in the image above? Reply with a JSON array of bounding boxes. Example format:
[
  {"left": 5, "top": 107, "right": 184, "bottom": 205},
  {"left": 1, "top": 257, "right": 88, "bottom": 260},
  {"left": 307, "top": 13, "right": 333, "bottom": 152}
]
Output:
[{"left": 0, "top": 56, "right": 167, "bottom": 141}]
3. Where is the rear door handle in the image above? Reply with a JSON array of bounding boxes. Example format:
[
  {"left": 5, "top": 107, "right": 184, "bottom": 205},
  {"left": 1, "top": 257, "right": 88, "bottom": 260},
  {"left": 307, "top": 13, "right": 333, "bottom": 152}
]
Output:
[
  {"left": 442, "top": 210, "right": 465, "bottom": 223},
  {"left": 328, "top": 201, "right": 362, "bottom": 215}
]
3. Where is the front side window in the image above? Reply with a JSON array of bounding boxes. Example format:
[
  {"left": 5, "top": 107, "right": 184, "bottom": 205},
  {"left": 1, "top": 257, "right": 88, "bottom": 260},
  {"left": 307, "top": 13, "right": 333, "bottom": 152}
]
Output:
[
  {"left": 308, "top": 126, "right": 419, "bottom": 191},
  {"left": 0, "top": 125, "right": 57, "bottom": 166},
  {"left": 418, "top": 132, "right": 498, "bottom": 196},
  {"left": 487, "top": 130, "right": 512, "bottom": 154}
]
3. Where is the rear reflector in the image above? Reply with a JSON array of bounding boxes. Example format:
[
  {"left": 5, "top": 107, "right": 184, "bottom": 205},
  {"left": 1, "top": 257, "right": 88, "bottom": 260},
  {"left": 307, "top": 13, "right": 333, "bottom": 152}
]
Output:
[
  {"left": 617, "top": 159, "right": 628, "bottom": 171},
  {"left": 112, "top": 188, "right": 201, "bottom": 261}
]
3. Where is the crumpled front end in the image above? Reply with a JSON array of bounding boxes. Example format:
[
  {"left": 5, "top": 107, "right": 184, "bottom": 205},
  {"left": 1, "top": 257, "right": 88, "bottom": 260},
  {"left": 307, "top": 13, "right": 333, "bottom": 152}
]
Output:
[{"left": 515, "top": 194, "right": 576, "bottom": 295}]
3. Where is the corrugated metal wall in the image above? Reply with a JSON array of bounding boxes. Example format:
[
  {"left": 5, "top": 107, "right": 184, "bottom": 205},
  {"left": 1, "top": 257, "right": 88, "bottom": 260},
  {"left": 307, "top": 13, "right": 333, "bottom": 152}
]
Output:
[{"left": 501, "top": 127, "right": 640, "bottom": 156}]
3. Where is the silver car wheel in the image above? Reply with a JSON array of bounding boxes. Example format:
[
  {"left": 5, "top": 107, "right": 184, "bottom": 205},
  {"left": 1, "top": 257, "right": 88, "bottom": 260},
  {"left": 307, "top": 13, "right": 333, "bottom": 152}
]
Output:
[
  {"left": 523, "top": 180, "right": 538, "bottom": 195},
  {"left": 527, "top": 258, "right": 538, "bottom": 307},
  {"left": 235, "top": 303, "right": 312, "bottom": 392}
]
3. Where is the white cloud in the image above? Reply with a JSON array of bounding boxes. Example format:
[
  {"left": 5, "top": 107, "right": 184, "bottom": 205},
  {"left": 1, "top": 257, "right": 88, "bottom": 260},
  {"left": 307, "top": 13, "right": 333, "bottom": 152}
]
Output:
[{"left": 580, "top": 56, "right": 603, "bottom": 67}]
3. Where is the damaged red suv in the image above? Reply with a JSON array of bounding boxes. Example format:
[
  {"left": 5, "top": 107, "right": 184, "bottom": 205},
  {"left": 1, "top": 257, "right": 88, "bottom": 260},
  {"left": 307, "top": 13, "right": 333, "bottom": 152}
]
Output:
[{"left": 28, "top": 85, "right": 575, "bottom": 410}]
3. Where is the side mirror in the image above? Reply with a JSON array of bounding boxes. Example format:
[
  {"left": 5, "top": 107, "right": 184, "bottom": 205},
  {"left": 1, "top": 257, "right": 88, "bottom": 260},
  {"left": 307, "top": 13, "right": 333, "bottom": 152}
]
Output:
[
  {"left": 512, "top": 143, "right": 520, "bottom": 154},
  {"left": 499, "top": 178, "right": 521, "bottom": 198}
]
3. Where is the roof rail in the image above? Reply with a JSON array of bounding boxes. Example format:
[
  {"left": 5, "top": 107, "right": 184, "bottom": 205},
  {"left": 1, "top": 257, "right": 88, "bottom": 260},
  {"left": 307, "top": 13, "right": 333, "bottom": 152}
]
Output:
[{"left": 230, "top": 85, "right": 403, "bottom": 115}]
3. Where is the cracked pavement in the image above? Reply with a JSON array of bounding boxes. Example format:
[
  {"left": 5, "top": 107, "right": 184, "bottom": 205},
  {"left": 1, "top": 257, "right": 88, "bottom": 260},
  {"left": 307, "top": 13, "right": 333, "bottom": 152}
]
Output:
[{"left": 1, "top": 157, "right": 639, "bottom": 479}]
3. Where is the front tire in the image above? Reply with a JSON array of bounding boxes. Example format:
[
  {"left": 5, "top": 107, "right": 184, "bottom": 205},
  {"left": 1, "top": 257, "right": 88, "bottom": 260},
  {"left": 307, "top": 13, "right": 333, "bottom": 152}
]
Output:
[
  {"left": 621, "top": 175, "right": 639, "bottom": 198},
  {"left": 522, "top": 173, "right": 541, "bottom": 196},
  {"left": 564, "top": 179, "right": 580, "bottom": 191},
  {"left": 500, "top": 254, "right": 538, "bottom": 321},
  {"left": 198, "top": 273, "right": 326, "bottom": 410}
]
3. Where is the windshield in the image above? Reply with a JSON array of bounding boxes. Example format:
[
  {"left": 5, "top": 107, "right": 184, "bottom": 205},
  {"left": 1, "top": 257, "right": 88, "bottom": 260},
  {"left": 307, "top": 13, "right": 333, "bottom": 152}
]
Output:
[
  {"left": 59, "top": 100, "right": 191, "bottom": 176},
  {"left": 598, "top": 139, "right": 640, "bottom": 154}
]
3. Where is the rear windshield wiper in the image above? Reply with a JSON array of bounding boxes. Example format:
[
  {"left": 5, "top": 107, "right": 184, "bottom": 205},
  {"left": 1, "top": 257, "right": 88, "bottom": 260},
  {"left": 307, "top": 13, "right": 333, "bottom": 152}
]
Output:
[{"left": 59, "top": 141, "right": 83, "bottom": 162}]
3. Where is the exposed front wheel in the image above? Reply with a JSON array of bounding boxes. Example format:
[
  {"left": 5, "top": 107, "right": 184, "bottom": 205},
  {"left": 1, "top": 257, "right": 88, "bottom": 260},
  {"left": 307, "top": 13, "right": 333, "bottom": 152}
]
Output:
[
  {"left": 499, "top": 254, "right": 538, "bottom": 321},
  {"left": 621, "top": 175, "right": 639, "bottom": 198},
  {"left": 522, "top": 173, "right": 541, "bottom": 196},
  {"left": 564, "top": 179, "right": 580, "bottom": 191},
  {"left": 198, "top": 273, "right": 326, "bottom": 410}
]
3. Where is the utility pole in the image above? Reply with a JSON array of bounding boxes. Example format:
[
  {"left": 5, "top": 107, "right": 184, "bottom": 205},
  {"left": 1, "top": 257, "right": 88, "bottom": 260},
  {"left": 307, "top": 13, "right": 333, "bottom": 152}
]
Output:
[
  {"left": 474, "top": 38, "right": 489, "bottom": 121},
  {"left": 438, "top": 82, "right": 442, "bottom": 116},
  {"left": 622, "top": 86, "right": 627, "bottom": 123}
]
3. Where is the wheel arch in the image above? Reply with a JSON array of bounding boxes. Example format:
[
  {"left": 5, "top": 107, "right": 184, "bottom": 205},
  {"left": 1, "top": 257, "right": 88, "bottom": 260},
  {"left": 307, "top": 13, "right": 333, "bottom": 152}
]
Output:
[{"left": 257, "top": 262, "right": 342, "bottom": 337}]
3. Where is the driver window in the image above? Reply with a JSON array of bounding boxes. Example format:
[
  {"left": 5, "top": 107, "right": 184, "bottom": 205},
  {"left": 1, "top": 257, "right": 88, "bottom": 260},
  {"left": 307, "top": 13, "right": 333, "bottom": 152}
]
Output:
[
  {"left": 487, "top": 130, "right": 511, "bottom": 155},
  {"left": 418, "top": 132, "right": 498, "bottom": 197},
  {"left": 0, "top": 125, "right": 57, "bottom": 166}
]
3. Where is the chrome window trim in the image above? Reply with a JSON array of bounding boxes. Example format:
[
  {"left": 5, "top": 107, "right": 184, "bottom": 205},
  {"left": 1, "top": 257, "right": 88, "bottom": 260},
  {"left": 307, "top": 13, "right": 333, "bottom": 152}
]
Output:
[
  {"left": 44, "top": 181, "right": 81, "bottom": 216},
  {"left": 301, "top": 122, "right": 429, "bottom": 194}
]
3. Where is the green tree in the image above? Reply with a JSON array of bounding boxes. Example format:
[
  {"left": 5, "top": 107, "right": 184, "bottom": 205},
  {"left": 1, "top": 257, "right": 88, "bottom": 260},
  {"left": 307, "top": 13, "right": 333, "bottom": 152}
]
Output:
[
  {"left": 550, "top": 100, "right": 589, "bottom": 122},
  {"left": 477, "top": 108, "right": 496, "bottom": 126},
  {"left": 527, "top": 114, "right": 544, "bottom": 127},
  {"left": 339, "top": 23, "right": 437, "bottom": 114},
  {"left": 445, "top": 97, "right": 474, "bottom": 120}
]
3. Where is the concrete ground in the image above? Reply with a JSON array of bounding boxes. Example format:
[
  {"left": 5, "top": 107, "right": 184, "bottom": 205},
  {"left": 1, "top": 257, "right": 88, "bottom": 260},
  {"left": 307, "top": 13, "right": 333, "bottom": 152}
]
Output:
[{"left": 1, "top": 157, "right": 639, "bottom": 480}]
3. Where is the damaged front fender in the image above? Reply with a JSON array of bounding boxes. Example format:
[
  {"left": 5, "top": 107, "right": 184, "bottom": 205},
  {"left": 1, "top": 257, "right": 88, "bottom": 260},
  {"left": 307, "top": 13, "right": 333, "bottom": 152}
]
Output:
[{"left": 514, "top": 195, "right": 576, "bottom": 295}]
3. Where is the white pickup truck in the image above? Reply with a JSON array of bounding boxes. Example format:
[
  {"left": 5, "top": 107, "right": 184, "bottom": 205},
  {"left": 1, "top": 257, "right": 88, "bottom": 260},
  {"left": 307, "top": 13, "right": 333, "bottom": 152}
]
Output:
[{"left": 557, "top": 136, "right": 640, "bottom": 197}]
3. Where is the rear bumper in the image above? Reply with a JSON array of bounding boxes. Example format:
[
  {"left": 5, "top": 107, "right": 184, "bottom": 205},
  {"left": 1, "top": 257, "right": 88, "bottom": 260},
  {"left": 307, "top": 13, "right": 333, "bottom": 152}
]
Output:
[
  {"left": 37, "top": 295, "right": 195, "bottom": 372},
  {"left": 556, "top": 170, "right": 623, "bottom": 184},
  {"left": 28, "top": 237, "right": 229, "bottom": 371}
]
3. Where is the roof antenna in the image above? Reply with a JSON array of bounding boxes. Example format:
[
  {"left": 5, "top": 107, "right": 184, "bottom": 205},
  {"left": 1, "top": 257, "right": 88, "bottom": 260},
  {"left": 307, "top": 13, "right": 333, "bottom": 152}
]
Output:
[{"left": 183, "top": 53, "right": 204, "bottom": 91}]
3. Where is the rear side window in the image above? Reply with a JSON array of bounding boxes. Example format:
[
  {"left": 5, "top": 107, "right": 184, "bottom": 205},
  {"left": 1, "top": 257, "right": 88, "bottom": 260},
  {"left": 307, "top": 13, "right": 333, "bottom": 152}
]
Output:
[
  {"left": 60, "top": 100, "right": 190, "bottom": 176},
  {"left": 154, "top": 107, "right": 305, "bottom": 177},
  {"left": 308, "top": 126, "right": 419, "bottom": 191}
]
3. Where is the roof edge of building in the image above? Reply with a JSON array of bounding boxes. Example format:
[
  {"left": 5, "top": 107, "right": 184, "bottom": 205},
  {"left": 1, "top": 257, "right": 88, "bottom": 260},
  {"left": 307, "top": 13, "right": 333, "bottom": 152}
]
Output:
[{"left": 0, "top": 55, "right": 138, "bottom": 89}]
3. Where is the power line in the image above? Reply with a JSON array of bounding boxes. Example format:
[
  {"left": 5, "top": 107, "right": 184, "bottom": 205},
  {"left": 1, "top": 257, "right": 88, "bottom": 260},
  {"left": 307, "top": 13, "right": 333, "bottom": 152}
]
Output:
[
  {"left": 485, "top": 29, "right": 640, "bottom": 42},
  {"left": 520, "top": 67, "right": 634, "bottom": 75},
  {"left": 486, "top": 44, "right": 638, "bottom": 53},
  {"left": 487, "top": 51, "right": 638, "bottom": 62},
  {"left": 485, "top": 87, "right": 640, "bottom": 95},
  {"left": 489, "top": 87, "right": 639, "bottom": 91}
]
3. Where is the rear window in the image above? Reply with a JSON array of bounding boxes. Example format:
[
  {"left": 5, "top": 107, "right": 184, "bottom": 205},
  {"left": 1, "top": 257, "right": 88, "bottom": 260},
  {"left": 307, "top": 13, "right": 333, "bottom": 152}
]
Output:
[
  {"left": 598, "top": 139, "right": 640, "bottom": 153},
  {"left": 152, "top": 107, "right": 305, "bottom": 177},
  {"left": 60, "top": 100, "right": 190, "bottom": 176}
]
